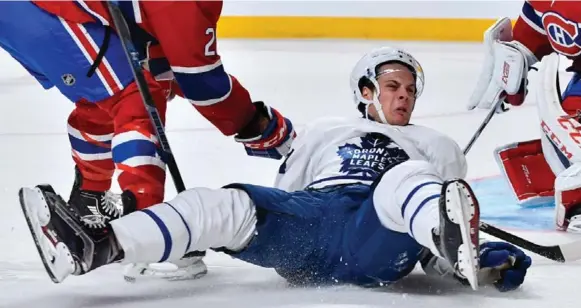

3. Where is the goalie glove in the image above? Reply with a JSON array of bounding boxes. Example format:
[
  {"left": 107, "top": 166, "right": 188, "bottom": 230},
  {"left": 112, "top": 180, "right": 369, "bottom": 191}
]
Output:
[{"left": 468, "top": 17, "right": 538, "bottom": 113}]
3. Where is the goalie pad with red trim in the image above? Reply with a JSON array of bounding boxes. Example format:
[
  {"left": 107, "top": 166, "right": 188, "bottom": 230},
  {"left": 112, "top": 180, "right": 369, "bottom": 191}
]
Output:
[
  {"left": 495, "top": 139, "right": 581, "bottom": 231},
  {"left": 494, "top": 139, "right": 556, "bottom": 207}
]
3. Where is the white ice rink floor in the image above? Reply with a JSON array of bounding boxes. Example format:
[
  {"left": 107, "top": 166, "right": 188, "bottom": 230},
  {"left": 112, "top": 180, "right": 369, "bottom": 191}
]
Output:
[{"left": 0, "top": 39, "right": 579, "bottom": 307}]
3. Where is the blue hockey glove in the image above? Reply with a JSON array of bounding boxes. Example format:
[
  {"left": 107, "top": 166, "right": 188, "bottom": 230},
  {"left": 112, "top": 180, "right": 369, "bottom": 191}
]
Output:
[{"left": 479, "top": 241, "right": 532, "bottom": 292}]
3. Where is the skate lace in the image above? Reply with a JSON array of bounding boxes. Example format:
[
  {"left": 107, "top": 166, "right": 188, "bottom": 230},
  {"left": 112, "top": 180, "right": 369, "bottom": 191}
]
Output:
[
  {"left": 81, "top": 215, "right": 108, "bottom": 229},
  {"left": 100, "top": 191, "right": 123, "bottom": 218}
]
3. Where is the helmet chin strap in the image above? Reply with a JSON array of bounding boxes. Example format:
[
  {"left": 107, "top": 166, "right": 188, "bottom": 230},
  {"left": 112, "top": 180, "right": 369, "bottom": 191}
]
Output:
[
  {"left": 361, "top": 69, "right": 414, "bottom": 125},
  {"left": 369, "top": 78, "right": 389, "bottom": 124}
]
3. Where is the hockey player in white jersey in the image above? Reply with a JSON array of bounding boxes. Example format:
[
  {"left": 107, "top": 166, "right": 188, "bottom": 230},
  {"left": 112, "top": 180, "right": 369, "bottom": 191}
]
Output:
[{"left": 19, "top": 46, "right": 530, "bottom": 292}]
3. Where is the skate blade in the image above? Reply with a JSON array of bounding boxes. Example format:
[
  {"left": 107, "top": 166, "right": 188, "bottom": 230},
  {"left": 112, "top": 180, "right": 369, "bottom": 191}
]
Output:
[
  {"left": 19, "top": 187, "right": 76, "bottom": 283},
  {"left": 446, "top": 181, "right": 480, "bottom": 291},
  {"left": 123, "top": 261, "right": 208, "bottom": 283}
]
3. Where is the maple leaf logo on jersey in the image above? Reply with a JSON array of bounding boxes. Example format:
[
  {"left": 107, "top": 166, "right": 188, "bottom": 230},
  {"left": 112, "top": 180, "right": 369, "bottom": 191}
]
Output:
[
  {"left": 337, "top": 133, "right": 409, "bottom": 179},
  {"left": 542, "top": 12, "right": 581, "bottom": 57}
]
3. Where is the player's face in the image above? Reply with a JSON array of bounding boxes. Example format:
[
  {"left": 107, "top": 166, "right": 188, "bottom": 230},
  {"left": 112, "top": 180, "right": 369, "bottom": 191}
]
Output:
[{"left": 364, "top": 63, "right": 417, "bottom": 125}]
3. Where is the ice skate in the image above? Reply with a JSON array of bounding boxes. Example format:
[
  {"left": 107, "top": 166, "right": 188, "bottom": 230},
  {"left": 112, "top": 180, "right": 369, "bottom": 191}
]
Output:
[
  {"left": 69, "top": 166, "right": 125, "bottom": 229},
  {"left": 562, "top": 204, "right": 581, "bottom": 233},
  {"left": 123, "top": 251, "right": 208, "bottom": 282},
  {"left": 19, "top": 185, "right": 123, "bottom": 283},
  {"left": 432, "top": 179, "right": 480, "bottom": 290}
]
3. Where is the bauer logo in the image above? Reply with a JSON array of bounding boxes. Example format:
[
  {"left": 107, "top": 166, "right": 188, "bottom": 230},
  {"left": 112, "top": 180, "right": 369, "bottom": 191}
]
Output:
[
  {"left": 542, "top": 12, "right": 581, "bottom": 57},
  {"left": 336, "top": 133, "right": 409, "bottom": 178}
]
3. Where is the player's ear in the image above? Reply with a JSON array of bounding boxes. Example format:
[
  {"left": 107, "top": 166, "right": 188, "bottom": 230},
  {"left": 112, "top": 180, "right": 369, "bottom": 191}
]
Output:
[{"left": 361, "top": 86, "right": 373, "bottom": 100}]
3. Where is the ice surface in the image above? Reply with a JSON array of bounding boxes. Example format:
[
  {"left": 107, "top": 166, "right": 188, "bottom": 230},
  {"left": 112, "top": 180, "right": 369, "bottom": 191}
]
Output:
[{"left": 0, "top": 39, "right": 579, "bottom": 307}]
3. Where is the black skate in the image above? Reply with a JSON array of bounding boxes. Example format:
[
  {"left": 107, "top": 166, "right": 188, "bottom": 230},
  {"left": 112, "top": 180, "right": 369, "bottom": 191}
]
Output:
[
  {"left": 433, "top": 179, "right": 480, "bottom": 290},
  {"left": 19, "top": 185, "right": 123, "bottom": 283},
  {"left": 69, "top": 167, "right": 125, "bottom": 229}
]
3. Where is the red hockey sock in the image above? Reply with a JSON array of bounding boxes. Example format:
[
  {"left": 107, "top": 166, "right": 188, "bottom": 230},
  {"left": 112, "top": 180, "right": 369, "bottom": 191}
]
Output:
[
  {"left": 67, "top": 99, "right": 115, "bottom": 192},
  {"left": 96, "top": 72, "right": 168, "bottom": 209}
]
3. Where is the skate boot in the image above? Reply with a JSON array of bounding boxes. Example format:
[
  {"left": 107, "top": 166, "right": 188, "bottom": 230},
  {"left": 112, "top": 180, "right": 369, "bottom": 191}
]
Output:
[
  {"left": 19, "top": 184, "right": 124, "bottom": 283},
  {"left": 432, "top": 179, "right": 481, "bottom": 290},
  {"left": 118, "top": 192, "right": 207, "bottom": 282},
  {"left": 561, "top": 204, "right": 581, "bottom": 233},
  {"left": 123, "top": 250, "right": 208, "bottom": 282},
  {"left": 69, "top": 167, "right": 125, "bottom": 229}
]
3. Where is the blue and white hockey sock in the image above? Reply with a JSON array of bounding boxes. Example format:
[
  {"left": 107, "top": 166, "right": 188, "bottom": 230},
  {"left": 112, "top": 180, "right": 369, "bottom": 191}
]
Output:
[
  {"left": 111, "top": 188, "right": 257, "bottom": 264},
  {"left": 373, "top": 160, "right": 444, "bottom": 257},
  {"left": 397, "top": 176, "right": 443, "bottom": 256}
]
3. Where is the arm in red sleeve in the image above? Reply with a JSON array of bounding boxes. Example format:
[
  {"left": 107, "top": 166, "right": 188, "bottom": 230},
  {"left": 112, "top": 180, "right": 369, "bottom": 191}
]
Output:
[
  {"left": 138, "top": 1, "right": 255, "bottom": 136},
  {"left": 512, "top": 1, "right": 553, "bottom": 60}
]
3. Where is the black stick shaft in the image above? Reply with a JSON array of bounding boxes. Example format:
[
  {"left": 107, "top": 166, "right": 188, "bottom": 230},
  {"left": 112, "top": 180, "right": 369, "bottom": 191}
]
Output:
[
  {"left": 106, "top": 2, "right": 185, "bottom": 193},
  {"left": 479, "top": 222, "right": 565, "bottom": 262},
  {"left": 463, "top": 99, "right": 503, "bottom": 155}
]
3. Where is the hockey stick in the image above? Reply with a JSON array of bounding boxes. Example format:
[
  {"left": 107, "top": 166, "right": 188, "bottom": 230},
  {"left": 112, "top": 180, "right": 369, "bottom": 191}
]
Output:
[
  {"left": 479, "top": 222, "right": 571, "bottom": 262},
  {"left": 106, "top": 3, "right": 206, "bottom": 272},
  {"left": 463, "top": 99, "right": 503, "bottom": 155},
  {"left": 105, "top": 2, "right": 185, "bottom": 193}
]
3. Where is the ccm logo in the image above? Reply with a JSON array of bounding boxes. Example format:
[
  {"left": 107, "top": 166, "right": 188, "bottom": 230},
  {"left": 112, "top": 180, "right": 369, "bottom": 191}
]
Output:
[
  {"left": 541, "top": 120, "right": 573, "bottom": 159},
  {"left": 558, "top": 117, "right": 581, "bottom": 143},
  {"left": 502, "top": 61, "right": 510, "bottom": 85}
]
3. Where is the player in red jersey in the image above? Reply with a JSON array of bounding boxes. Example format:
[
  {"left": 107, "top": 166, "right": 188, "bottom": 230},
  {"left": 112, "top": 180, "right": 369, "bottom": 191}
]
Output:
[
  {"left": 32, "top": 0, "right": 296, "bottom": 158},
  {"left": 0, "top": 0, "right": 295, "bottom": 280}
]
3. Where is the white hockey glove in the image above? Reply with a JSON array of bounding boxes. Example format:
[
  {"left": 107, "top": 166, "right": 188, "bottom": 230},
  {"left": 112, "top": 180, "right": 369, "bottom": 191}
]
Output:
[{"left": 468, "top": 17, "right": 538, "bottom": 113}]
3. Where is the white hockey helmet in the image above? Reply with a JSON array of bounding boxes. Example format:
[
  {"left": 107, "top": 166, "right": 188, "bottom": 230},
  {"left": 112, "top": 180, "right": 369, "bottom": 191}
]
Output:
[{"left": 349, "top": 46, "right": 425, "bottom": 124}]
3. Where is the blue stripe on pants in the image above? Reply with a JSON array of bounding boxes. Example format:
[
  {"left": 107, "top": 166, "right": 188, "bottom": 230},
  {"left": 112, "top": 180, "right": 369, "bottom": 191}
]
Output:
[{"left": 142, "top": 209, "right": 172, "bottom": 262}]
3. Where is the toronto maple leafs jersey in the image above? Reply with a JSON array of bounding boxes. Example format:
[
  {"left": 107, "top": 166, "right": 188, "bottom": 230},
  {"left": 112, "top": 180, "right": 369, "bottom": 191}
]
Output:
[{"left": 275, "top": 117, "right": 466, "bottom": 191}]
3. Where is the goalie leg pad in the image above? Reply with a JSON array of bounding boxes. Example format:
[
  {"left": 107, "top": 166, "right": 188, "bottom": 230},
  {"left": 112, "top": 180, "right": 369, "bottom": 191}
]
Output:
[
  {"left": 494, "top": 140, "right": 556, "bottom": 206},
  {"left": 555, "top": 163, "right": 581, "bottom": 231}
]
